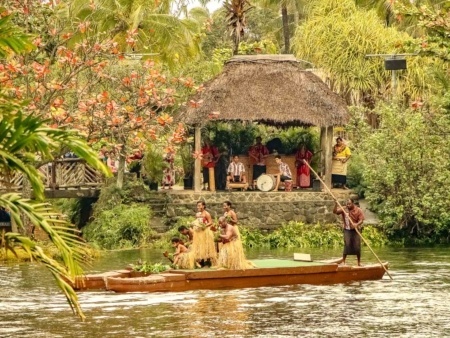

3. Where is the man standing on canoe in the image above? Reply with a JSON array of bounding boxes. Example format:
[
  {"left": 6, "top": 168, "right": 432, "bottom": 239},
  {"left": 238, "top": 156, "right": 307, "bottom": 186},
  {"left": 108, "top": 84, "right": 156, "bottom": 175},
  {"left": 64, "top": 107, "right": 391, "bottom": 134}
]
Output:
[{"left": 333, "top": 199, "right": 365, "bottom": 266}]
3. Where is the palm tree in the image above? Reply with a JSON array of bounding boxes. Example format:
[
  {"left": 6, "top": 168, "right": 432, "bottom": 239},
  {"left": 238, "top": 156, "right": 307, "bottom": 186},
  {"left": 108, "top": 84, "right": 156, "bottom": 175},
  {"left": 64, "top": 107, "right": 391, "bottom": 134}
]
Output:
[
  {"left": 293, "top": 0, "right": 409, "bottom": 105},
  {"left": 0, "top": 15, "right": 110, "bottom": 319},
  {"left": 224, "top": 0, "right": 254, "bottom": 54},
  {"left": 252, "top": 0, "right": 307, "bottom": 53},
  {"left": 61, "top": 0, "right": 203, "bottom": 67}
]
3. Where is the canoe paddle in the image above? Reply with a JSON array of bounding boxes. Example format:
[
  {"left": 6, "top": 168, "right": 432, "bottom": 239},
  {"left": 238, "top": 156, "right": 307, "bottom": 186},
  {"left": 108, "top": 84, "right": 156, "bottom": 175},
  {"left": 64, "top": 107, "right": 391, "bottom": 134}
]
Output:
[{"left": 303, "top": 161, "right": 393, "bottom": 280}]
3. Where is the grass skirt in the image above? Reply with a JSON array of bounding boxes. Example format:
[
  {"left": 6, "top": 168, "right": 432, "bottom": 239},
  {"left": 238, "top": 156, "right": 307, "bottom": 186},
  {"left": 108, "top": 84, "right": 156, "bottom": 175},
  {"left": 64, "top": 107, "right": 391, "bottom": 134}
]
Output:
[
  {"left": 176, "top": 251, "right": 195, "bottom": 269},
  {"left": 191, "top": 220, "right": 217, "bottom": 265},
  {"left": 217, "top": 230, "right": 254, "bottom": 270}
]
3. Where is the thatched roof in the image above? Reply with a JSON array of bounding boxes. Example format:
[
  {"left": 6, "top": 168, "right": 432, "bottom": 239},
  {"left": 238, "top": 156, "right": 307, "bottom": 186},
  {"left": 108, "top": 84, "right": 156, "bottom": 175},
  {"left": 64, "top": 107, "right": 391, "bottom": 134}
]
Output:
[{"left": 177, "top": 54, "right": 348, "bottom": 127}]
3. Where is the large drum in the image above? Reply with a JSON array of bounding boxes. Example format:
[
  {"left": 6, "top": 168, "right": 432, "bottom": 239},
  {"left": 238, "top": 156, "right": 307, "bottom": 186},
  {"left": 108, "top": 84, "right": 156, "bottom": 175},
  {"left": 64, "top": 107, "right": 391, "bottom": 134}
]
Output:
[{"left": 256, "top": 174, "right": 276, "bottom": 192}]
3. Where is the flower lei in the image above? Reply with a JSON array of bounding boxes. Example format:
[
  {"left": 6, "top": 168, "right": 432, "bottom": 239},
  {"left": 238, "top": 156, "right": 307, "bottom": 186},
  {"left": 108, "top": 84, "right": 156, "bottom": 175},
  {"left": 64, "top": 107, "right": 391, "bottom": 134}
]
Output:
[{"left": 333, "top": 144, "right": 346, "bottom": 157}]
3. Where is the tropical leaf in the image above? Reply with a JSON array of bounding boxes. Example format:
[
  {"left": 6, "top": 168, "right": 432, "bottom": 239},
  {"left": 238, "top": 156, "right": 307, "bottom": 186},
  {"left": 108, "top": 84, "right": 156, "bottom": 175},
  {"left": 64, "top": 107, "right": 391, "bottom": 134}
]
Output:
[
  {"left": 0, "top": 14, "right": 35, "bottom": 58},
  {"left": 1, "top": 192, "right": 90, "bottom": 319},
  {"left": 0, "top": 110, "right": 110, "bottom": 200}
]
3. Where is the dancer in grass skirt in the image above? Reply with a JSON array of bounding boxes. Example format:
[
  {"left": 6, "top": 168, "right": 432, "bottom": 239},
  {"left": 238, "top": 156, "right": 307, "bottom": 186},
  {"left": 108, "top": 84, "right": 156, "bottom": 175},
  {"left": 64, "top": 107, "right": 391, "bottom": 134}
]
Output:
[
  {"left": 190, "top": 201, "right": 217, "bottom": 267},
  {"left": 217, "top": 216, "right": 255, "bottom": 270},
  {"left": 171, "top": 237, "right": 195, "bottom": 269}
]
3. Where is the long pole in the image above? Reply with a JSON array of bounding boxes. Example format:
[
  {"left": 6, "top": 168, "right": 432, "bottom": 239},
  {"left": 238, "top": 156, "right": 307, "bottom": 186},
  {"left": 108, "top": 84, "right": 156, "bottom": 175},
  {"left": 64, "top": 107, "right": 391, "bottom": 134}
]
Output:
[{"left": 304, "top": 161, "right": 393, "bottom": 280}]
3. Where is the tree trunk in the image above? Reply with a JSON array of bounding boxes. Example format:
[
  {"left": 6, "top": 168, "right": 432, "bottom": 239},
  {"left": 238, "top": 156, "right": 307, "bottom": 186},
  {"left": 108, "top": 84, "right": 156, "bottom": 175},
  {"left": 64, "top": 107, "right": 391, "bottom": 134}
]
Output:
[
  {"left": 233, "top": 34, "right": 240, "bottom": 55},
  {"left": 21, "top": 176, "right": 34, "bottom": 237},
  {"left": 281, "top": 5, "right": 290, "bottom": 54},
  {"left": 194, "top": 126, "right": 202, "bottom": 193},
  {"left": 116, "top": 145, "right": 126, "bottom": 189}
]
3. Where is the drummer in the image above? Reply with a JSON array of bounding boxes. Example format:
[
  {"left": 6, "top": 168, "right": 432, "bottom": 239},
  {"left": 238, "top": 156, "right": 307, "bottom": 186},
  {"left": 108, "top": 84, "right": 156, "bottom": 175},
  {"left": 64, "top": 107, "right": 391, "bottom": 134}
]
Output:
[{"left": 274, "top": 155, "right": 293, "bottom": 191}]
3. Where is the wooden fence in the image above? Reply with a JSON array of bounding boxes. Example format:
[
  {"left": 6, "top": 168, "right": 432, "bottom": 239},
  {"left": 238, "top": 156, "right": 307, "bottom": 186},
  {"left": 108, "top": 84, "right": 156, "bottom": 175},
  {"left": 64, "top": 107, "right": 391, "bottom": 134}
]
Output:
[{"left": 0, "top": 159, "right": 103, "bottom": 195}]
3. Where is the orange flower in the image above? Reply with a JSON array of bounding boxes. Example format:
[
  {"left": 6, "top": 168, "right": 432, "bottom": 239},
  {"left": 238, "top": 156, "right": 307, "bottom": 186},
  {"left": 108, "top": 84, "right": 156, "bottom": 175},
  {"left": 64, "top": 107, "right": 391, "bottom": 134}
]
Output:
[
  {"left": 411, "top": 100, "right": 423, "bottom": 110},
  {"left": 189, "top": 99, "right": 203, "bottom": 108},
  {"left": 157, "top": 113, "right": 173, "bottom": 126},
  {"left": 192, "top": 151, "right": 203, "bottom": 160},
  {"left": 52, "top": 98, "right": 64, "bottom": 108}
]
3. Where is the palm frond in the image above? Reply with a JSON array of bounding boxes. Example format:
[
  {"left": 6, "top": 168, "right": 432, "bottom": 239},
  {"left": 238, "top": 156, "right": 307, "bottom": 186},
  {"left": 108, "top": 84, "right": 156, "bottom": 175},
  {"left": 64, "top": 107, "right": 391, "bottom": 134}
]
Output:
[
  {"left": 0, "top": 111, "right": 110, "bottom": 200},
  {"left": 0, "top": 14, "right": 35, "bottom": 58},
  {"left": 5, "top": 233, "right": 85, "bottom": 319},
  {"left": 1, "top": 192, "right": 91, "bottom": 319}
]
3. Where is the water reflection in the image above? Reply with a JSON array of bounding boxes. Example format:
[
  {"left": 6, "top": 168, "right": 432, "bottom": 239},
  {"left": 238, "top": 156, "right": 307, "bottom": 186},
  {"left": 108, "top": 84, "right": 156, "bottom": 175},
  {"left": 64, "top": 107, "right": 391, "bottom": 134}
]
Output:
[{"left": 1, "top": 247, "right": 450, "bottom": 337}]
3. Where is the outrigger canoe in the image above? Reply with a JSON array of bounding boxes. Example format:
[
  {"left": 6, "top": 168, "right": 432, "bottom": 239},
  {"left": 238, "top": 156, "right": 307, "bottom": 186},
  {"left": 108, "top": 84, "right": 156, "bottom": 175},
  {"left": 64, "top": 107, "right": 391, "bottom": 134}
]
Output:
[{"left": 73, "top": 258, "right": 389, "bottom": 292}]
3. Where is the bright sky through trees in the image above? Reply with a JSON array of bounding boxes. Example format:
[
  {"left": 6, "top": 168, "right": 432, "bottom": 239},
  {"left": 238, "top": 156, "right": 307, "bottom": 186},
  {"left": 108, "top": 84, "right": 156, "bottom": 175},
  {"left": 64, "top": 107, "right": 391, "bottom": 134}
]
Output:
[{"left": 190, "top": 0, "right": 222, "bottom": 12}]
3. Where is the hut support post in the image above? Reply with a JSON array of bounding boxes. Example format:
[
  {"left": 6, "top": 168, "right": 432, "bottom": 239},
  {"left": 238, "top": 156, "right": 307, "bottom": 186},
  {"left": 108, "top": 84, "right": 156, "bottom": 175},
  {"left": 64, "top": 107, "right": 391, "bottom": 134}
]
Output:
[
  {"left": 320, "top": 127, "right": 326, "bottom": 179},
  {"left": 194, "top": 126, "right": 202, "bottom": 193},
  {"left": 320, "top": 126, "right": 333, "bottom": 188}
]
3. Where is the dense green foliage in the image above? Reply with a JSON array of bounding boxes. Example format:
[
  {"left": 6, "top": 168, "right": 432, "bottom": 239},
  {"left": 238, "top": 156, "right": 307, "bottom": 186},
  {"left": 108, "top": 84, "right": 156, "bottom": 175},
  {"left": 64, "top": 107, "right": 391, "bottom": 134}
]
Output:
[
  {"left": 81, "top": 181, "right": 159, "bottom": 249},
  {"left": 354, "top": 103, "right": 450, "bottom": 242},
  {"left": 153, "top": 220, "right": 388, "bottom": 251},
  {"left": 129, "top": 261, "right": 170, "bottom": 274},
  {"left": 294, "top": 0, "right": 409, "bottom": 104},
  {"left": 205, "top": 122, "right": 319, "bottom": 155},
  {"left": 240, "top": 221, "right": 388, "bottom": 249},
  {"left": 83, "top": 204, "right": 155, "bottom": 250}
]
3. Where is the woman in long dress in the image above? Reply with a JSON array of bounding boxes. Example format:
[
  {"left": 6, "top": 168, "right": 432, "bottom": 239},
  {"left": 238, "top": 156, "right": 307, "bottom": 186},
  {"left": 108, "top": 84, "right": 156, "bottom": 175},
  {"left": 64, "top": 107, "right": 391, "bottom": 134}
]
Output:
[
  {"left": 331, "top": 137, "right": 351, "bottom": 189},
  {"left": 295, "top": 144, "right": 313, "bottom": 189},
  {"left": 162, "top": 151, "right": 175, "bottom": 189}
]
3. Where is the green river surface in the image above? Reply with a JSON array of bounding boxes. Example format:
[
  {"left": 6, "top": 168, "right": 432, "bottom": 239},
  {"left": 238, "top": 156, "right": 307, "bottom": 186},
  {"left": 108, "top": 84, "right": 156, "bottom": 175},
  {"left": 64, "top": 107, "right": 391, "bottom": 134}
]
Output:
[{"left": 1, "top": 246, "right": 450, "bottom": 338}]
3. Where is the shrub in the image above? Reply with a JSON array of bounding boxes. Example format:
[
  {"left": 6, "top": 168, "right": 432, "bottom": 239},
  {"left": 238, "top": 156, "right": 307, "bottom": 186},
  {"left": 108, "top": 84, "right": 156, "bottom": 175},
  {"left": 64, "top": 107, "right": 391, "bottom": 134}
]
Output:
[
  {"left": 83, "top": 204, "right": 155, "bottom": 250},
  {"left": 240, "top": 221, "right": 389, "bottom": 249}
]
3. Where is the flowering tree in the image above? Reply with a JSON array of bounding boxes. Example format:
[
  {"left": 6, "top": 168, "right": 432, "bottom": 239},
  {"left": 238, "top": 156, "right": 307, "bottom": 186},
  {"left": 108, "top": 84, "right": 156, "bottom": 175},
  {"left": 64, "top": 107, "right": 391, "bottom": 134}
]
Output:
[
  {"left": 0, "top": 8, "right": 110, "bottom": 319},
  {"left": 0, "top": 1, "right": 200, "bottom": 187}
]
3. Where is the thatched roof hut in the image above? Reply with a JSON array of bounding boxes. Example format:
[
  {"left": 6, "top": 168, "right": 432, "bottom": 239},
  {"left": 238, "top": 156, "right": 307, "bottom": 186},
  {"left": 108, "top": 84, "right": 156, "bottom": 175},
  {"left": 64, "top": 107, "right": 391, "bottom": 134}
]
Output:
[
  {"left": 178, "top": 54, "right": 349, "bottom": 192},
  {"left": 178, "top": 54, "right": 348, "bottom": 127}
]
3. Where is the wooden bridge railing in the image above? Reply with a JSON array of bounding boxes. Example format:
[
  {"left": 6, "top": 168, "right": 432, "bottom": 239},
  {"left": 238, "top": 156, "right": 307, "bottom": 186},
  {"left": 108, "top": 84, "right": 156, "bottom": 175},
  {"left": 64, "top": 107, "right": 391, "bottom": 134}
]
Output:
[{"left": 0, "top": 158, "right": 104, "bottom": 193}]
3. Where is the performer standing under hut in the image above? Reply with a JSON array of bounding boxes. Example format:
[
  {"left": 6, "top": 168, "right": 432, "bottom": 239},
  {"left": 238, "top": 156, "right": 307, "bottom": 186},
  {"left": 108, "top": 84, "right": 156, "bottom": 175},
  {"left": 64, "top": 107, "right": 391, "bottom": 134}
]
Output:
[
  {"left": 190, "top": 201, "right": 217, "bottom": 267},
  {"left": 201, "top": 138, "right": 220, "bottom": 191},
  {"left": 295, "top": 143, "right": 313, "bottom": 189},
  {"left": 162, "top": 150, "right": 175, "bottom": 189},
  {"left": 217, "top": 216, "right": 255, "bottom": 270},
  {"left": 333, "top": 199, "right": 365, "bottom": 266},
  {"left": 248, "top": 136, "right": 269, "bottom": 189},
  {"left": 332, "top": 137, "right": 351, "bottom": 189}
]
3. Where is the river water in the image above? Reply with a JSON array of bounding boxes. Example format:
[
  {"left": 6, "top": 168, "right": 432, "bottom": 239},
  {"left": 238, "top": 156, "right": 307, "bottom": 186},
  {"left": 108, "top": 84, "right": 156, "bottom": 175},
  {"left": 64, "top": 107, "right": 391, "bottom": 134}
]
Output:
[{"left": 1, "top": 246, "right": 450, "bottom": 338}]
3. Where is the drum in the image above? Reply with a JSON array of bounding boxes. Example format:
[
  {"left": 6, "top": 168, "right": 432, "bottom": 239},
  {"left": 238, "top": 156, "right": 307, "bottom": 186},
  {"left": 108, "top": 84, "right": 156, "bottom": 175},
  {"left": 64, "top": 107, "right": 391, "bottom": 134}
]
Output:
[{"left": 256, "top": 174, "right": 276, "bottom": 192}]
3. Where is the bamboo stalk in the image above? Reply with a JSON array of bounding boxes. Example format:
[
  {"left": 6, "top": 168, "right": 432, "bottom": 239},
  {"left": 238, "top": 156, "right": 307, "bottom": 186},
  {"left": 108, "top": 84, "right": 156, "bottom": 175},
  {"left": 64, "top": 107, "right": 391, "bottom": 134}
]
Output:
[{"left": 304, "top": 161, "right": 393, "bottom": 280}]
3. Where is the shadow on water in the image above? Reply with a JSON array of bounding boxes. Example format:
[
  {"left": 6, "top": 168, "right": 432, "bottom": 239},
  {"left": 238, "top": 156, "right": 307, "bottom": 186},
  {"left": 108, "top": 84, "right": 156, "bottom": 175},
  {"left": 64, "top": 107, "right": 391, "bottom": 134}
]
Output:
[{"left": 1, "top": 246, "right": 450, "bottom": 337}]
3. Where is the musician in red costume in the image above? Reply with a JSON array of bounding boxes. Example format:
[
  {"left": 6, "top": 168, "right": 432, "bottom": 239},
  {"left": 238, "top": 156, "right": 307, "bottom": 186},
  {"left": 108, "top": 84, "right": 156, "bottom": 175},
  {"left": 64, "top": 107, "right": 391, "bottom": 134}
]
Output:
[
  {"left": 295, "top": 143, "right": 313, "bottom": 189},
  {"left": 201, "top": 138, "right": 220, "bottom": 190}
]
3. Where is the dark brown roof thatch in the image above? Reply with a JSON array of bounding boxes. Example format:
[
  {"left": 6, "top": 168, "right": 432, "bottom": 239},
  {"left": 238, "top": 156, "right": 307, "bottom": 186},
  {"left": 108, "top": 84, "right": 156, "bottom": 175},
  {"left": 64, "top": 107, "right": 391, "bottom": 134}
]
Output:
[{"left": 177, "top": 54, "right": 348, "bottom": 127}]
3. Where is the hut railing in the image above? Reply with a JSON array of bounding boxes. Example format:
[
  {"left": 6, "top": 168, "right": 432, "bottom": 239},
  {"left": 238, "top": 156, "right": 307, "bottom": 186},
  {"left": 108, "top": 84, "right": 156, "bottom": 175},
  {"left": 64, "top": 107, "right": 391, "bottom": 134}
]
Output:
[{"left": 0, "top": 158, "right": 104, "bottom": 192}]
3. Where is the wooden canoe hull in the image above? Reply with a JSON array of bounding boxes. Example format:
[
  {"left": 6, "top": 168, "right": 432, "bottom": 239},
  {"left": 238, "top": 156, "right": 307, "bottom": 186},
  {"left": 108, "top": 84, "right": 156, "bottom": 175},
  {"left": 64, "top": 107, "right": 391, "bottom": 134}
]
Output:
[
  {"left": 72, "top": 269, "right": 131, "bottom": 290},
  {"left": 102, "top": 261, "right": 389, "bottom": 293}
]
